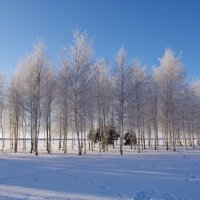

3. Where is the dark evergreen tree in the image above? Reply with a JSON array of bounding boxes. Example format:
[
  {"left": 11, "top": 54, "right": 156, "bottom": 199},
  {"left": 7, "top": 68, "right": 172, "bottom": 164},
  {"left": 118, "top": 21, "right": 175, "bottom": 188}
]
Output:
[
  {"left": 124, "top": 133, "right": 131, "bottom": 145},
  {"left": 107, "top": 126, "right": 119, "bottom": 145}
]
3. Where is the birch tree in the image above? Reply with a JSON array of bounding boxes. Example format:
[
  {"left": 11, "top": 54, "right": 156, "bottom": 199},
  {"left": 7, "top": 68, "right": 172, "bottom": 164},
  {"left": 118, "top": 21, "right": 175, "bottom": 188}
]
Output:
[
  {"left": 128, "top": 61, "right": 148, "bottom": 152},
  {"left": 154, "top": 48, "right": 186, "bottom": 151},
  {"left": 57, "top": 59, "right": 70, "bottom": 153},
  {"left": 188, "top": 81, "right": 200, "bottom": 147},
  {"left": 9, "top": 75, "right": 22, "bottom": 152},
  {"left": 66, "top": 31, "right": 94, "bottom": 155},
  {"left": 0, "top": 74, "right": 5, "bottom": 150},
  {"left": 43, "top": 67, "right": 56, "bottom": 154},
  {"left": 94, "top": 61, "right": 110, "bottom": 151},
  {"left": 16, "top": 41, "right": 49, "bottom": 155},
  {"left": 113, "top": 47, "right": 132, "bottom": 155}
]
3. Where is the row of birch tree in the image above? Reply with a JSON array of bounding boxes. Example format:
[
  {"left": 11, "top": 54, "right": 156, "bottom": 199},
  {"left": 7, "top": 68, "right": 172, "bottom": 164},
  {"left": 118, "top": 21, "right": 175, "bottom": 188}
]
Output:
[{"left": 0, "top": 31, "right": 200, "bottom": 155}]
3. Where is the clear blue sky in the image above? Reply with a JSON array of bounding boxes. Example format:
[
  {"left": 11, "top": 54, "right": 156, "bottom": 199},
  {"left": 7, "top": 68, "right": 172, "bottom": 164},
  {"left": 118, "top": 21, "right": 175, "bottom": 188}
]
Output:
[{"left": 0, "top": 0, "right": 200, "bottom": 80}]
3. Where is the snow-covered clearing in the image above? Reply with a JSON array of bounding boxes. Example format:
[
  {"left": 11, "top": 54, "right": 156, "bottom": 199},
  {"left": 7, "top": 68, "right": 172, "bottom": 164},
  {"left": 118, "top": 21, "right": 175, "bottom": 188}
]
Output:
[{"left": 0, "top": 147, "right": 200, "bottom": 200}]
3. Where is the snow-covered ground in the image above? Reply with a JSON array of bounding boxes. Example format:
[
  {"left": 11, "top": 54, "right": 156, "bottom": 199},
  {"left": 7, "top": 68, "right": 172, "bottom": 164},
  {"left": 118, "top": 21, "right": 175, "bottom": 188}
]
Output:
[{"left": 0, "top": 146, "right": 200, "bottom": 200}]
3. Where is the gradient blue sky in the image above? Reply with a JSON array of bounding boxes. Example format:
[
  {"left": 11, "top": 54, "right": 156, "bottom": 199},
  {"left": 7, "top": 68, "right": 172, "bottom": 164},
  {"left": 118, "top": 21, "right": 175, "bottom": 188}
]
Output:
[{"left": 0, "top": 0, "right": 200, "bottom": 80}]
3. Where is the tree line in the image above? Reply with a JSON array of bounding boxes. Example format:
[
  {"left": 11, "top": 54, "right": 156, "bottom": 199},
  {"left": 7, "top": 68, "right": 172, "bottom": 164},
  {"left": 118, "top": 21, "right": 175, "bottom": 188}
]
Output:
[{"left": 0, "top": 31, "right": 200, "bottom": 155}]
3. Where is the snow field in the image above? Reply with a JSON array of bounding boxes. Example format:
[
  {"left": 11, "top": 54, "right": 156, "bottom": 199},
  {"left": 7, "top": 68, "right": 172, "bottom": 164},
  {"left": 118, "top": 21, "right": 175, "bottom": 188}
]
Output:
[{"left": 0, "top": 144, "right": 200, "bottom": 200}]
